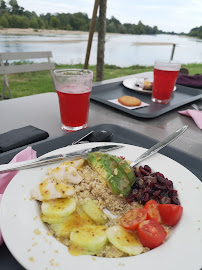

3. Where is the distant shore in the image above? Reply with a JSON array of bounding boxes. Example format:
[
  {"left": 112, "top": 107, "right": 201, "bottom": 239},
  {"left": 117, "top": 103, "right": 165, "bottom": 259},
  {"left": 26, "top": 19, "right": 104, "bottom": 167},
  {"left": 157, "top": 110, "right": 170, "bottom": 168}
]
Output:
[{"left": 0, "top": 28, "right": 88, "bottom": 36}]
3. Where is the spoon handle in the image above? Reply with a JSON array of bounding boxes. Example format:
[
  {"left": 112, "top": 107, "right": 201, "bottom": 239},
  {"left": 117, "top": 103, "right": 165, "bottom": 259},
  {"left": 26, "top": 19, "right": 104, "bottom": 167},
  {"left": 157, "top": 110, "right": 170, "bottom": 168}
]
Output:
[{"left": 130, "top": 125, "right": 188, "bottom": 167}]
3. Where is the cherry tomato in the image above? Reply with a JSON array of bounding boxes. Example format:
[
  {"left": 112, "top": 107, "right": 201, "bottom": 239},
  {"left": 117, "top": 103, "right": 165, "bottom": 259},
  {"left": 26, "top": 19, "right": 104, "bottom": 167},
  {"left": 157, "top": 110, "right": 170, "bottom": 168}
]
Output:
[
  {"left": 158, "top": 204, "right": 183, "bottom": 226},
  {"left": 137, "top": 220, "right": 167, "bottom": 249},
  {"left": 144, "top": 199, "right": 162, "bottom": 223},
  {"left": 120, "top": 208, "right": 147, "bottom": 230}
]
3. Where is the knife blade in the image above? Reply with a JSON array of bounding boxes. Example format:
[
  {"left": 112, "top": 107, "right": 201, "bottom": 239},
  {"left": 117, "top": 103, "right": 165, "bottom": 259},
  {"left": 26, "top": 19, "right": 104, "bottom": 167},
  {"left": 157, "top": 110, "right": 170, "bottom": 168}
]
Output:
[{"left": 0, "top": 145, "right": 124, "bottom": 173}]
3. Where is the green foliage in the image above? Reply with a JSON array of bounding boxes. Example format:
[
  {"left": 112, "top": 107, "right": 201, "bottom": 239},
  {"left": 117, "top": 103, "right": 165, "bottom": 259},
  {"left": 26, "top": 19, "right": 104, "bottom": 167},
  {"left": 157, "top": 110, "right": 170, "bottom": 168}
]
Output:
[
  {"left": 0, "top": 0, "right": 7, "bottom": 9},
  {"left": 30, "top": 18, "right": 38, "bottom": 29},
  {"left": 0, "top": 15, "right": 9, "bottom": 28},
  {"left": 0, "top": 0, "right": 166, "bottom": 35},
  {"left": 50, "top": 16, "right": 60, "bottom": 29},
  {"left": 188, "top": 26, "right": 202, "bottom": 39},
  {"left": 8, "top": 14, "right": 29, "bottom": 28},
  {"left": 11, "top": 60, "right": 34, "bottom": 65}
]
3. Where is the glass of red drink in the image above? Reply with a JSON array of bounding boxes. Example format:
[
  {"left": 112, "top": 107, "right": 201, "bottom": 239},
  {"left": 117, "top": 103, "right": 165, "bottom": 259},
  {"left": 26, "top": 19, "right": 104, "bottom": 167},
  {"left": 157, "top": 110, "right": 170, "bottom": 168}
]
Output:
[
  {"left": 54, "top": 69, "right": 93, "bottom": 131},
  {"left": 152, "top": 61, "right": 181, "bottom": 104}
]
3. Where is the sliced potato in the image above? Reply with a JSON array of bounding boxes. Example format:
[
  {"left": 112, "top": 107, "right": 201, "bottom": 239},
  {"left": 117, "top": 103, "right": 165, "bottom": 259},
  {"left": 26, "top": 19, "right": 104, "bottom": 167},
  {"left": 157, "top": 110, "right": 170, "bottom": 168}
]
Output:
[
  {"left": 41, "top": 197, "right": 76, "bottom": 219},
  {"left": 40, "top": 214, "right": 69, "bottom": 224},
  {"left": 50, "top": 205, "right": 95, "bottom": 238},
  {"left": 106, "top": 226, "right": 143, "bottom": 255},
  {"left": 69, "top": 225, "right": 108, "bottom": 255},
  {"left": 81, "top": 198, "right": 108, "bottom": 225}
]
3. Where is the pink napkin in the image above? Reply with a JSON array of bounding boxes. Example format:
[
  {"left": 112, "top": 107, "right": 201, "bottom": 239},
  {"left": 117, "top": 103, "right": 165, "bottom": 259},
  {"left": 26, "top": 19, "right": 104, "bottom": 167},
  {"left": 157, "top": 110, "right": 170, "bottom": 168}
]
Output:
[
  {"left": 0, "top": 146, "right": 37, "bottom": 245},
  {"left": 178, "top": 109, "right": 202, "bottom": 129}
]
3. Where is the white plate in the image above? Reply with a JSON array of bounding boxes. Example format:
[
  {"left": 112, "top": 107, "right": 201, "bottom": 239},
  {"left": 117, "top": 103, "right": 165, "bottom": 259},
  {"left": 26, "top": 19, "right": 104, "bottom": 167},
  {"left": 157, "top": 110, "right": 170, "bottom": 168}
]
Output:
[
  {"left": 1, "top": 142, "right": 202, "bottom": 270},
  {"left": 123, "top": 77, "right": 177, "bottom": 94}
]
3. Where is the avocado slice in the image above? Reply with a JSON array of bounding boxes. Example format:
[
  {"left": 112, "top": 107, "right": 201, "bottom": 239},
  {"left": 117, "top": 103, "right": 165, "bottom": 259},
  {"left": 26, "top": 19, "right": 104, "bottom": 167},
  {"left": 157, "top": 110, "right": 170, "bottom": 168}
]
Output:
[
  {"left": 87, "top": 152, "right": 132, "bottom": 196},
  {"left": 110, "top": 155, "right": 136, "bottom": 186}
]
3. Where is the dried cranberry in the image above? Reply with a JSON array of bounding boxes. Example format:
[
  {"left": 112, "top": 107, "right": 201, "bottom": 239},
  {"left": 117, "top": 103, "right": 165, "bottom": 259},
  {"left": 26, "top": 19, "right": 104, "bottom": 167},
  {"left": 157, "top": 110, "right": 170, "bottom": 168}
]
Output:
[
  {"left": 142, "top": 187, "right": 151, "bottom": 194},
  {"left": 143, "top": 193, "right": 150, "bottom": 203},
  {"left": 139, "top": 166, "right": 149, "bottom": 176},
  {"left": 135, "top": 171, "right": 142, "bottom": 178},
  {"left": 154, "top": 184, "right": 167, "bottom": 190},
  {"left": 172, "top": 196, "right": 180, "bottom": 205},
  {"left": 126, "top": 195, "right": 134, "bottom": 203},
  {"left": 127, "top": 165, "right": 180, "bottom": 205},
  {"left": 157, "top": 175, "right": 166, "bottom": 184},
  {"left": 156, "top": 172, "right": 165, "bottom": 178},
  {"left": 166, "top": 180, "right": 174, "bottom": 190},
  {"left": 144, "top": 165, "right": 152, "bottom": 173},
  {"left": 153, "top": 190, "right": 161, "bottom": 197},
  {"left": 168, "top": 190, "right": 178, "bottom": 197}
]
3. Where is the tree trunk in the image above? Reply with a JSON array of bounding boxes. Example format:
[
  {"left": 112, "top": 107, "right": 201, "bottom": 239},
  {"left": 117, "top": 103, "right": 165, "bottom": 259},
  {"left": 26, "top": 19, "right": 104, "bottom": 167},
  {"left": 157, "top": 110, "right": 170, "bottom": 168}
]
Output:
[
  {"left": 96, "top": 0, "right": 107, "bottom": 81},
  {"left": 84, "top": 0, "right": 100, "bottom": 69}
]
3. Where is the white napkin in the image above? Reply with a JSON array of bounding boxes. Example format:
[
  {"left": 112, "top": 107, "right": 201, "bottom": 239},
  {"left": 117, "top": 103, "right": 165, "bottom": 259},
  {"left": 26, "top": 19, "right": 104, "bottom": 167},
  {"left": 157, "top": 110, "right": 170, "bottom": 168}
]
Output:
[{"left": 108, "top": 98, "right": 149, "bottom": 110}]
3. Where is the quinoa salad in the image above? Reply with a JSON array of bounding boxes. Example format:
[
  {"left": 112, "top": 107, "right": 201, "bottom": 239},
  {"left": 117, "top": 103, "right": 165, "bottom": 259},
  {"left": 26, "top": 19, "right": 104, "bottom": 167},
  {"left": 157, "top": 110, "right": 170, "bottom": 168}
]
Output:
[{"left": 31, "top": 152, "right": 183, "bottom": 257}]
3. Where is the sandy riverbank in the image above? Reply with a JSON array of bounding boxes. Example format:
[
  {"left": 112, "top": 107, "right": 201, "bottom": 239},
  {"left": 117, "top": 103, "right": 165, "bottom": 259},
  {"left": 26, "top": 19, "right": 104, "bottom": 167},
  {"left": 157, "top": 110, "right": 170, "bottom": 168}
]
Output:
[{"left": 0, "top": 28, "right": 88, "bottom": 35}]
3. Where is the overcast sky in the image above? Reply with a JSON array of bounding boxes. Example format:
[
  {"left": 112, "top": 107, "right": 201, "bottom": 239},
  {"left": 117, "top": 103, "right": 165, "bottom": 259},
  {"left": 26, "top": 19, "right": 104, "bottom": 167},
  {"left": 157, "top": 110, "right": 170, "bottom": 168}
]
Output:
[{"left": 17, "top": 0, "right": 202, "bottom": 33}]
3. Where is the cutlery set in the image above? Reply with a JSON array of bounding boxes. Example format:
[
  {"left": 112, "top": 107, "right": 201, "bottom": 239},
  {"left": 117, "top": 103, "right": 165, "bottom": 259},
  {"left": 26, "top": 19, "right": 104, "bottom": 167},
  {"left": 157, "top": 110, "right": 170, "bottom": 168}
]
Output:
[{"left": 0, "top": 125, "right": 188, "bottom": 173}]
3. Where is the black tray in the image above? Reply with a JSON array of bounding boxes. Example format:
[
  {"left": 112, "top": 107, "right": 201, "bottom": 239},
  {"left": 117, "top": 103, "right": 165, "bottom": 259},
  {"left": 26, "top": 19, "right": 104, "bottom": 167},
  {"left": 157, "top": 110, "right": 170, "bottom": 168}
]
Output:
[
  {"left": 0, "top": 124, "right": 201, "bottom": 270},
  {"left": 91, "top": 81, "right": 202, "bottom": 118}
]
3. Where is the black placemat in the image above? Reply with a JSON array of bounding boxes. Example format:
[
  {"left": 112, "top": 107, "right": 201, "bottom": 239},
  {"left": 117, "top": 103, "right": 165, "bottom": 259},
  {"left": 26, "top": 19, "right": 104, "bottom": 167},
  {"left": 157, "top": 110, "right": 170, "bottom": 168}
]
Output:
[
  {"left": 91, "top": 81, "right": 202, "bottom": 118},
  {"left": 0, "top": 124, "right": 201, "bottom": 270}
]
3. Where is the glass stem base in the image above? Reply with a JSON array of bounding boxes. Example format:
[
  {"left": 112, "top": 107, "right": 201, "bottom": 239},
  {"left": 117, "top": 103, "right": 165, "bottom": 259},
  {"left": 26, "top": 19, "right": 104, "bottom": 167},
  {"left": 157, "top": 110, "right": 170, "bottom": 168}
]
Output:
[
  {"left": 151, "top": 97, "right": 170, "bottom": 104},
  {"left": 61, "top": 123, "right": 88, "bottom": 132}
]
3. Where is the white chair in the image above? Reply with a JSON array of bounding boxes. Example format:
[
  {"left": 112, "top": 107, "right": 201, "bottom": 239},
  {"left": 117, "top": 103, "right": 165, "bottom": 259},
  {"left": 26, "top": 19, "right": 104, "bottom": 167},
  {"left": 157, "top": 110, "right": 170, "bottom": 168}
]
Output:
[{"left": 0, "top": 51, "right": 56, "bottom": 99}]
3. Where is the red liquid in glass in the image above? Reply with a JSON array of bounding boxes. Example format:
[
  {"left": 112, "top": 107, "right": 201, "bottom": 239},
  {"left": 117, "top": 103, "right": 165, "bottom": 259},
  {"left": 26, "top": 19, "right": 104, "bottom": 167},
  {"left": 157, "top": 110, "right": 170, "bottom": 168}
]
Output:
[
  {"left": 152, "top": 69, "right": 179, "bottom": 102},
  {"left": 56, "top": 90, "right": 91, "bottom": 128}
]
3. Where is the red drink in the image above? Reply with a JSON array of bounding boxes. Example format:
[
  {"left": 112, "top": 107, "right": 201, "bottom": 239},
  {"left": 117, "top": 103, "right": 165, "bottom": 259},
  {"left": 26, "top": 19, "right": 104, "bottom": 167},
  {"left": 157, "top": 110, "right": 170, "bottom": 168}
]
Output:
[
  {"left": 152, "top": 61, "right": 181, "bottom": 104},
  {"left": 54, "top": 69, "right": 93, "bottom": 131},
  {"left": 56, "top": 88, "right": 91, "bottom": 130}
]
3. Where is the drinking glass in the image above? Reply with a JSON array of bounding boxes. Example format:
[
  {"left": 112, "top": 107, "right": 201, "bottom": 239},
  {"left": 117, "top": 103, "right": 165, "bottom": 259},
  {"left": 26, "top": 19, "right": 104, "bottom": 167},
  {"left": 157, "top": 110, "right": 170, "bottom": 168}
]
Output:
[
  {"left": 54, "top": 69, "right": 93, "bottom": 131},
  {"left": 151, "top": 61, "right": 181, "bottom": 104}
]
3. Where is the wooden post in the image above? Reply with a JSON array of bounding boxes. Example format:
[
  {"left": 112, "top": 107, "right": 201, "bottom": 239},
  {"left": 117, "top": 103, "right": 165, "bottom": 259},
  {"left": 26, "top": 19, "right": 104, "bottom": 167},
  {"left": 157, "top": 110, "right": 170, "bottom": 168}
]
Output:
[
  {"left": 96, "top": 0, "right": 107, "bottom": 81},
  {"left": 170, "top": 44, "right": 176, "bottom": 61},
  {"left": 84, "top": 0, "right": 100, "bottom": 69}
]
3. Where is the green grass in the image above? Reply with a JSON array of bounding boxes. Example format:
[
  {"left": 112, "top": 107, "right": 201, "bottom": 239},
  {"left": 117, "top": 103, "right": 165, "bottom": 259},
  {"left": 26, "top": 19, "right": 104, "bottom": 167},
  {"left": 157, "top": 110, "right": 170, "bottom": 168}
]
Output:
[{"left": 0, "top": 63, "right": 201, "bottom": 98}]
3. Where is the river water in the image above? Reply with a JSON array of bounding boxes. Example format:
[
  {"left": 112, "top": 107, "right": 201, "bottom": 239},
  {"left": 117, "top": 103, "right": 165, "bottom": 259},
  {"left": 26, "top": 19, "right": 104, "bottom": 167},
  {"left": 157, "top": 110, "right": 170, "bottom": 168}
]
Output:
[{"left": 0, "top": 33, "right": 202, "bottom": 66}]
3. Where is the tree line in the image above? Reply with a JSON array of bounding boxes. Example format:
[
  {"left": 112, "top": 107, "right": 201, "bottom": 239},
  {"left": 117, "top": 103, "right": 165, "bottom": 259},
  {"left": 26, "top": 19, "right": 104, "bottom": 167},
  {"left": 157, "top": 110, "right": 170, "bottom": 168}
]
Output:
[
  {"left": 0, "top": 0, "right": 200, "bottom": 38},
  {"left": 0, "top": 0, "right": 162, "bottom": 34},
  {"left": 188, "top": 26, "right": 202, "bottom": 39}
]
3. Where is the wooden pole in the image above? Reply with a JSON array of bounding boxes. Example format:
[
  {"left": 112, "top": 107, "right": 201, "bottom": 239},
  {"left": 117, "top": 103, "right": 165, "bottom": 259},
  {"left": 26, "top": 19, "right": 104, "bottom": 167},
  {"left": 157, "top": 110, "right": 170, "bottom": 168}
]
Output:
[
  {"left": 96, "top": 0, "right": 107, "bottom": 81},
  {"left": 170, "top": 44, "right": 176, "bottom": 60},
  {"left": 84, "top": 0, "right": 100, "bottom": 69}
]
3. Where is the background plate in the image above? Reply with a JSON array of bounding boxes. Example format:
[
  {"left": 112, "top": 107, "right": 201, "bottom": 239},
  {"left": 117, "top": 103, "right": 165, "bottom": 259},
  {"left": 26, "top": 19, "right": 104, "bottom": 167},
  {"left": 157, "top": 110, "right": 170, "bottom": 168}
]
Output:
[
  {"left": 1, "top": 142, "right": 202, "bottom": 270},
  {"left": 123, "top": 77, "right": 176, "bottom": 94}
]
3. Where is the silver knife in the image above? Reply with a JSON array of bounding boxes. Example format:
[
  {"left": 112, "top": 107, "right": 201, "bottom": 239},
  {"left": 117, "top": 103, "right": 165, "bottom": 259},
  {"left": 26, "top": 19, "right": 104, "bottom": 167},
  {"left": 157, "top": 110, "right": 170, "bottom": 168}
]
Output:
[
  {"left": 130, "top": 125, "right": 188, "bottom": 167},
  {"left": 0, "top": 145, "right": 123, "bottom": 173}
]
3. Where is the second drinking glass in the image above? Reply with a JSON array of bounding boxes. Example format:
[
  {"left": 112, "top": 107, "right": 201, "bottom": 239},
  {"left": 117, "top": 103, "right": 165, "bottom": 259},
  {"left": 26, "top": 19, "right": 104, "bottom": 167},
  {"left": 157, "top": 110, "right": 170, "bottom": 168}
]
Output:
[{"left": 152, "top": 61, "right": 181, "bottom": 104}]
